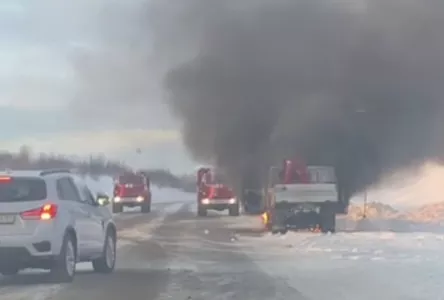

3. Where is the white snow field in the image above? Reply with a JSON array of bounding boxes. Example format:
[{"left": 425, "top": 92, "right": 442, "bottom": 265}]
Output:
[
  {"left": 0, "top": 176, "right": 194, "bottom": 300},
  {"left": 232, "top": 215, "right": 444, "bottom": 300}
]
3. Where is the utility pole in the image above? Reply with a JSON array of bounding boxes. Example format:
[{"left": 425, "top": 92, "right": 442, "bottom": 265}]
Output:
[
  {"left": 362, "top": 190, "right": 368, "bottom": 219},
  {"left": 355, "top": 107, "right": 368, "bottom": 220}
]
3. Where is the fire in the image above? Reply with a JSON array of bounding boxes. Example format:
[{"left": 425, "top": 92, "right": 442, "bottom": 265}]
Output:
[{"left": 261, "top": 212, "right": 269, "bottom": 224}]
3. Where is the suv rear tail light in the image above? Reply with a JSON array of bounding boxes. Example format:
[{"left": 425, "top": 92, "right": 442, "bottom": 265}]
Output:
[{"left": 21, "top": 204, "right": 58, "bottom": 220}]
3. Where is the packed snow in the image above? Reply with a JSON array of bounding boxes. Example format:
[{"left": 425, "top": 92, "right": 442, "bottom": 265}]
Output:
[{"left": 230, "top": 216, "right": 444, "bottom": 300}]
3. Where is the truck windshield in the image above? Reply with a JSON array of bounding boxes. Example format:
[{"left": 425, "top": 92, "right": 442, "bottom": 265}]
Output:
[
  {"left": 209, "top": 173, "right": 228, "bottom": 185},
  {"left": 118, "top": 175, "right": 144, "bottom": 185}
]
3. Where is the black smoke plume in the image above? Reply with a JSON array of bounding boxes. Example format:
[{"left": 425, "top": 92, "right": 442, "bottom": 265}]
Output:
[{"left": 148, "top": 0, "right": 444, "bottom": 194}]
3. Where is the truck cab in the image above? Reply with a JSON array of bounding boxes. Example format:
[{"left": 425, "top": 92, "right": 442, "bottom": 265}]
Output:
[
  {"left": 196, "top": 167, "right": 239, "bottom": 217},
  {"left": 112, "top": 172, "right": 152, "bottom": 213}
]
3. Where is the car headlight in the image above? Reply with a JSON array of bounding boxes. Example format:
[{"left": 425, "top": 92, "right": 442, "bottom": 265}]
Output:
[
  {"left": 113, "top": 196, "right": 121, "bottom": 203},
  {"left": 136, "top": 196, "right": 144, "bottom": 202},
  {"left": 229, "top": 198, "right": 236, "bottom": 204},
  {"left": 202, "top": 198, "right": 210, "bottom": 204}
]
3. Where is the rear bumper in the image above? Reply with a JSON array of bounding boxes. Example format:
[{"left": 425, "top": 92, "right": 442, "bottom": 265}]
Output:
[
  {"left": 113, "top": 196, "right": 150, "bottom": 205},
  {"left": 0, "top": 246, "right": 56, "bottom": 270},
  {"left": 0, "top": 225, "right": 59, "bottom": 258},
  {"left": 200, "top": 198, "right": 237, "bottom": 205},
  {"left": 284, "top": 213, "right": 321, "bottom": 229},
  {"left": 264, "top": 209, "right": 322, "bottom": 229},
  {"left": 199, "top": 198, "right": 237, "bottom": 210}
]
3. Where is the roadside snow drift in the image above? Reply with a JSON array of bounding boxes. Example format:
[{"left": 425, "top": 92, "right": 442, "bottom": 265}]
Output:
[{"left": 232, "top": 217, "right": 444, "bottom": 300}]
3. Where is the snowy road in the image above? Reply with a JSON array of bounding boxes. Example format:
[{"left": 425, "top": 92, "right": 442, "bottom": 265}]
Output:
[{"left": 1, "top": 191, "right": 444, "bottom": 299}]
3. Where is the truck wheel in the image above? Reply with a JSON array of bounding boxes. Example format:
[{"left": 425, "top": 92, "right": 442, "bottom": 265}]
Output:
[
  {"left": 228, "top": 204, "right": 240, "bottom": 216},
  {"left": 271, "top": 226, "right": 288, "bottom": 235},
  {"left": 112, "top": 203, "right": 123, "bottom": 214},
  {"left": 197, "top": 205, "right": 207, "bottom": 217},
  {"left": 320, "top": 211, "right": 336, "bottom": 233},
  {"left": 141, "top": 202, "right": 151, "bottom": 213},
  {"left": 271, "top": 223, "right": 288, "bottom": 235},
  {"left": 270, "top": 209, "right": 287, "bottom": 234}
]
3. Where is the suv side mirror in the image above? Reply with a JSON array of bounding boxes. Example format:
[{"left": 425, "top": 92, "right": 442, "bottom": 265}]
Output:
[{"left": 96, "top": 193, "right": 110, "bottom": 206}]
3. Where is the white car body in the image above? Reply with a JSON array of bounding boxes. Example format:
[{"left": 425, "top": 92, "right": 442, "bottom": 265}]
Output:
[{"left": 0, "top": 169, "right": 116, "bottom": 275}]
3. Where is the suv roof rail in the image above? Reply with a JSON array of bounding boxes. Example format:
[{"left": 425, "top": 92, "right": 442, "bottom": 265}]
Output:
[{"left": 40, "top": 169, "right": 72, "bottom": 176}]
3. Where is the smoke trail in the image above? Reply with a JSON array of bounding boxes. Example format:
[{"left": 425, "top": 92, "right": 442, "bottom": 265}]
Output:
[
  {"left": 67, "top": 0, "right": 444, "bottom": 194},
  {"left": 146, "top": 0, "right": 444, "bottom": 194}
]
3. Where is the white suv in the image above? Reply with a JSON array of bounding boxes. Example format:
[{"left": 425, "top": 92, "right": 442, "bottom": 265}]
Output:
[{"left": 0, "top": 169, "right": 116, "bottom": 282}]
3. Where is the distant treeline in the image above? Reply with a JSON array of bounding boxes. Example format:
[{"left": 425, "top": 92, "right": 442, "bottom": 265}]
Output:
[{"left": 0, "top": 145, "right": 196, "bottom": 193}]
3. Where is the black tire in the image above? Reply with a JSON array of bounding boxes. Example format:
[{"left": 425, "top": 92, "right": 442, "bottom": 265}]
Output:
[
  {"left": 270, "top": 209, "right": 287, "bottom": 234},
  {"left": 112, "top": 203, "right": 123, "bottom": 214},
  {"left": 228, "top": 204, "right": 240, "bottom": 216},
  {"left": 197, "top": 205, "right": 207, "bottom": 217},
  {"left": 51, "top": 233, "right": 77, "bottom": 283},
  {"left": 320, "top": 211, "right": 336, "bottom": 233},
  {"left": 0, "top": 267, "right": 19, "bottom": 276},
  {"left": 264, "top": 215, "right": 272, "bottom": 232},
  {"left": 92, "top": 229, "right": 116, "bottom": 273},
  {"left": 141, "top": 202, "right": 151, "bottom": 213},
  {"left": 271, "top": 225, "right": 288, "bottom": 235}
]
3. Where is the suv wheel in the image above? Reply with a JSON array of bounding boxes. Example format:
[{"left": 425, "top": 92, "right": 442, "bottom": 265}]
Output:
[
  {"left": 92, "top": 229, "right": 116, "bottom": 273},
  {"left": 51, "top": 233, "right": 76, "bottom": 282},
  {"left": 320, "top": 203, "right": 336, "bottom": 234}
]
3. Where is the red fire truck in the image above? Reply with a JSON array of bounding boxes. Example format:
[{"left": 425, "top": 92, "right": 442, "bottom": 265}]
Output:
[{"left": 196, "top": 167, "right": 240, "bottom": 217}]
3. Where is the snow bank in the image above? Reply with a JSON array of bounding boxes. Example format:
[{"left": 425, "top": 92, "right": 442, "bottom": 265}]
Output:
[
  {"left": 237, "top": 226, "right": 444, "bottom": 300},
  {"left": 351, "top": 162, "right": 444, "bottom": 210}
]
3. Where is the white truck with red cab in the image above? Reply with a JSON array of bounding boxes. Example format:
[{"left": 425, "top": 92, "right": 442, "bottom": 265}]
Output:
[{"left": 263, "top": 158, "right": 348, "bottom": 234}]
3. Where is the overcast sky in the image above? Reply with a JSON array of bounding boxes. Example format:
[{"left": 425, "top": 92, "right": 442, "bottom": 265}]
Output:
[{"left": 0, "top": 0, "right": 194, "bottom": 173}]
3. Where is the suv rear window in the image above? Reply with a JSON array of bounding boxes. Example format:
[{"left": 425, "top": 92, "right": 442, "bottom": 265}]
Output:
[
  {"left": 0, "top": 177, "right": 47, "bottom": 202},
  {"left": 118, "top": 175, "right": 144, "bottom": 185}
]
